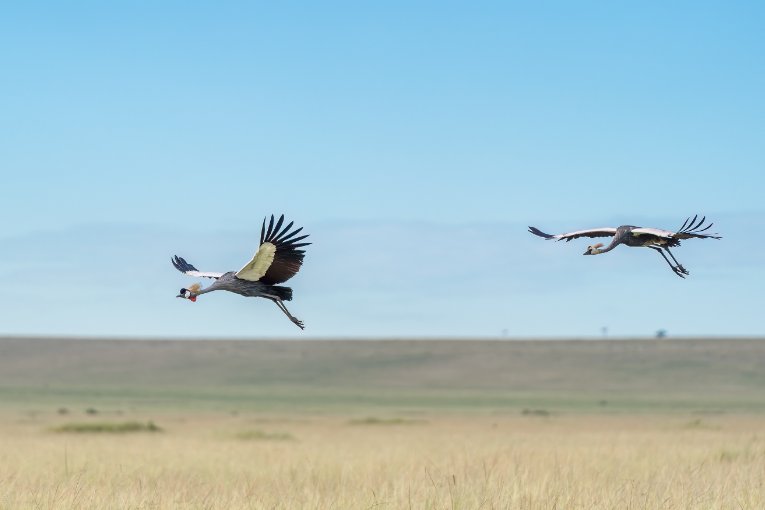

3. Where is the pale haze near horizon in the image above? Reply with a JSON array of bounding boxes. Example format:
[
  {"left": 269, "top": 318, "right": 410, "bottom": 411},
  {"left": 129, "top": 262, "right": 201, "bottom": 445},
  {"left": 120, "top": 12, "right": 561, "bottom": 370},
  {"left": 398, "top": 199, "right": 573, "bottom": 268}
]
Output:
[{"left": 1, "top": 2, "right": 762, "bottom": 337}]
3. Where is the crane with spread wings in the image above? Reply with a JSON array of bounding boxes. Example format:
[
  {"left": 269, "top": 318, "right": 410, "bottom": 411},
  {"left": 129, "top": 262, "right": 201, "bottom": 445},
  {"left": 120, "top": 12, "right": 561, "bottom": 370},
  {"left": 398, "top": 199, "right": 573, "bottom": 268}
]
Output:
[
  {"left": 172, "top": 214, "right": 310, "bottom": 329},
  {"left": 528, "top": 215, "right": 721, "bottom": 278}
]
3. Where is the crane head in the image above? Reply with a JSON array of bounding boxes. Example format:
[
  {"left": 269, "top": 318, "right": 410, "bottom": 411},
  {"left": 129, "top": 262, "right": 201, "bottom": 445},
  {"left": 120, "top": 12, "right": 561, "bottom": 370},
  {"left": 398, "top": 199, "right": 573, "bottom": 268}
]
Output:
[
  {"left": 583, "top": 243, "right": 604, "bottom": 255},
  {"left": 176, "top": 286, "right": 199, "bottom": 302}
]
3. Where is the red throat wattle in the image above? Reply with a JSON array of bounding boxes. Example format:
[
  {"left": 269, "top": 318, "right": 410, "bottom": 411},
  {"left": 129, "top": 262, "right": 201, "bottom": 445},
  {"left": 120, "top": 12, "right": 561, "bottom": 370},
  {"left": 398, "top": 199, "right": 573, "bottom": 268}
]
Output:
[{"left": 189, "top": 296, "right": 197, "bottom": 302}]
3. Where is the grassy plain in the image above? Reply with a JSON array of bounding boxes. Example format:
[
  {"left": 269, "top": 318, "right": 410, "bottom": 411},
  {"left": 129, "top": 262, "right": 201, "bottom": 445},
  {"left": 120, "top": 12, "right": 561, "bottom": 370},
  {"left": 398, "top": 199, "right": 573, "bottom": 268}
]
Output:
[{"left": 0, "top": 337, "right": 764, "bottom": 508}]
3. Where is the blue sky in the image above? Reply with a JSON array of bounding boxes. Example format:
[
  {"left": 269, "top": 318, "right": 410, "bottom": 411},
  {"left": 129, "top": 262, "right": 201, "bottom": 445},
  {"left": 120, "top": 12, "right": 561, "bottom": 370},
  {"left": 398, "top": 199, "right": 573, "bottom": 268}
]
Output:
[{"left": 1, "top": 1, "right": 763, "bottom": 337}]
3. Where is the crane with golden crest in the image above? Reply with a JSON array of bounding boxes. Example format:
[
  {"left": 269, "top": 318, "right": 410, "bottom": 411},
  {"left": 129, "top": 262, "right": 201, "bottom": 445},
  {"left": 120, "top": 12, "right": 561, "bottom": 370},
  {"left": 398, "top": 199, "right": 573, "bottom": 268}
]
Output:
[
  {"left": 528, "top": 215, "right": 721, "bottom": 278},
  {"left": 172, "top": 214, "right": 310, "bottom": 329}
]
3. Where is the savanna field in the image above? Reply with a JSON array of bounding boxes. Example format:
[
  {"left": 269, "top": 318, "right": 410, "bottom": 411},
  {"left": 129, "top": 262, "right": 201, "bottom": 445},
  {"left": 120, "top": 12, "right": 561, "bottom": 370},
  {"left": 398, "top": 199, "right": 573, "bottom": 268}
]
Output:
[{"left": 1, "top": 338, "right": 764, "bottom": 509}]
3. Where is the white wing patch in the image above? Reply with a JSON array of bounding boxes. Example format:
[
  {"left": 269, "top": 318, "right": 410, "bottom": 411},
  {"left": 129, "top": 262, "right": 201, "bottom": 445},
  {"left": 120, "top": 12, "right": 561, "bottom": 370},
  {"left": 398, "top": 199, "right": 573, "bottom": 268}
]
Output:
[
  {"left": 236, "top": 242, "right": 277, "bottom": 281},
  {"left": 631, "top": 228, "right": 675, "bottom": 238},
  {"left": 184, "top": 271, "right": 224, "bottom": 279},
  {"left": 555, "top": 227, "right": 617, "bottom": 240}
]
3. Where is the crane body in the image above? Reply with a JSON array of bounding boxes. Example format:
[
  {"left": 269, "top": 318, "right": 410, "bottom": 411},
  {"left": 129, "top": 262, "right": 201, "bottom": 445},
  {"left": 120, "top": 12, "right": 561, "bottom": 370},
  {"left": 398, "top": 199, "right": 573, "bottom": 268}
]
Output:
[
  {"left": 528, "top": 215, "right": 721, "bottom": 278},
  {"left": 172, "top": 214, "right": 310, "bottom": 329}
]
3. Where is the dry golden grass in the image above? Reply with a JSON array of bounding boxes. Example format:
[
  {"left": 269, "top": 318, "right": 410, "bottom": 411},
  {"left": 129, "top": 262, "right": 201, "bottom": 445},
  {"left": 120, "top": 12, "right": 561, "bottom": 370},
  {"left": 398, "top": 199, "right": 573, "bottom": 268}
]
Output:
[
  {"left": 2, "top": 412, "right": 764, "bottom": 509},
  {"left": 2, "top": 338, "right": 764, "bottom": 508}
]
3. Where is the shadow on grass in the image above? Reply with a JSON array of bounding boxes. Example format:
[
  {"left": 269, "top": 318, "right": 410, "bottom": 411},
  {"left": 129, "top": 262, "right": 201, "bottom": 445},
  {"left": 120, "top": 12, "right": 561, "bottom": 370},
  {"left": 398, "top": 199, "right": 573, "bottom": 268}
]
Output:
[
  {"left": 348, "top": 417, "right": 427, "bottom": 426},
  {"left": 52, "top": 421, "right": 162, "bottom": 434}
]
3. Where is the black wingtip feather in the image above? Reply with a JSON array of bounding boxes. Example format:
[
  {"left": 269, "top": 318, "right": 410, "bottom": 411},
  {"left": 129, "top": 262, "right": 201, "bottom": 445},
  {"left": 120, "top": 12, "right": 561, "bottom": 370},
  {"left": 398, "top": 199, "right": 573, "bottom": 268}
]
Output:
[
  {"left": 261, "top": 216, "right": 310, "bottom": 246},
  {"left": 275, "top": 226, "right": 303, "bottom": 244},
  {"left": 272, "top": 221, "right": 294, "bottom": 242},
  {"left": 674, "top": 215, "right": 722, "bottom": 239},
  {"left": 273, "top": 215, "right": 284, "bottom": 237},
  {"left": 678, "top": 214, "right": 711, "bottom": 234},
  {"left": 528, "top": 226, "right": 554, "bottom": 240},
  {"left": 171, "top": 255, "right": 199, "bottom": 273},
  {"left": 688, "top": 214, "right": 699, "bottom": 231},
  {"left": 283, "top": 233, "right": 310, "bottom": 245},
  {"left": 254, "top": 215, "right": 311, "bottom": 285}
]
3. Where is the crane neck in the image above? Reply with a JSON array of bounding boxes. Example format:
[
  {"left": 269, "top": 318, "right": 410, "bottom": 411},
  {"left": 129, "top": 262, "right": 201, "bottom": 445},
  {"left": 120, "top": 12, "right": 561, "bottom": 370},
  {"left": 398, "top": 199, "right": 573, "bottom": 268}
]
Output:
[
  {"left": 593, "top": 237, "right": 621, "bottom": 254},
  {"left": 191, "top": 283, "right": 217, "bottom": 297}
]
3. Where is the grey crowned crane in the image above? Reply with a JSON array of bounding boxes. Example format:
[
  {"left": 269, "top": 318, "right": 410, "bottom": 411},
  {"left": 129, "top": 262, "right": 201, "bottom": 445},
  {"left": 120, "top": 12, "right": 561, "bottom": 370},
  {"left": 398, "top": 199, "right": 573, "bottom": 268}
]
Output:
[
  {"left": 528, "top": 215, "right": 721, "bottom": 278},
  {"left": 172, "top": 214, "right": 310, "bottom": 329}
]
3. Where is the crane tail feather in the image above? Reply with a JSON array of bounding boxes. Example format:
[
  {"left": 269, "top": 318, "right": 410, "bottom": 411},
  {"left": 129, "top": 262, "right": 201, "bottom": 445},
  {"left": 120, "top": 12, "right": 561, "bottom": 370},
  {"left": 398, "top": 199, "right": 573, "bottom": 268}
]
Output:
[{"left": 268, "top": 285, "right": 293, "bottom": 301}]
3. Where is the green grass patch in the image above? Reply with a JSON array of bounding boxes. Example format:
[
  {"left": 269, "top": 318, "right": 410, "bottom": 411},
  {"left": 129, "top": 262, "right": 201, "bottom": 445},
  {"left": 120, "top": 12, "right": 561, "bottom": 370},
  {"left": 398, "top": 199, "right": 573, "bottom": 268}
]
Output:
[
  {"left": 521, "top": 408, "right": 551, "bottom": 417},
  {"left": 348, "top": 417, "right": 426, "bottom": 426},
  {"left": 682, "top": 418, "right": 720, "bottom": 431},
  {"left": 235, "top": 429, "right": 295, "bottom": 441},
  {"left": 53, "top": 421, "right": 162, "bottom": 434}
]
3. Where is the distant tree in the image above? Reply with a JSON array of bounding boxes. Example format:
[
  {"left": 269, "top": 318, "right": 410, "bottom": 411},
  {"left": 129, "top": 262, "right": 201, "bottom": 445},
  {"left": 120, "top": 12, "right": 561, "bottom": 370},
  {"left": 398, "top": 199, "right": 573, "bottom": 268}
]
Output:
[{"left": 656, "top": 329, "right": 667, "bottom": 339}]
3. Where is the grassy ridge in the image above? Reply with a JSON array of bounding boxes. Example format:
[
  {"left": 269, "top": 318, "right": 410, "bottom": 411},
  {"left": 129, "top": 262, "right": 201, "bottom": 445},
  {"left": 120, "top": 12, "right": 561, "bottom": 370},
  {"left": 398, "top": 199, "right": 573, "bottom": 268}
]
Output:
[{"left": 1, "top": 337, "right": 764, "bottom": 413}]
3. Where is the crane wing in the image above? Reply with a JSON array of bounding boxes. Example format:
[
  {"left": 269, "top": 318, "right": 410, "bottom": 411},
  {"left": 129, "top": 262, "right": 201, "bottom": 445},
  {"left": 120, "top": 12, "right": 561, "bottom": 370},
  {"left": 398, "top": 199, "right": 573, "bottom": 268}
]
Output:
[
  {"left": 171, "top": 256, "right": 224, "bottom": 279},
  {"left": 669, "top": 215, "right": 722, "bottom": 240},
  {"left": 236, "top": 214, "right": 311, "bottom": 284},
  {"left": 632, "top": 215, "right": 722, "bottom": 240},
  {"left": 528, "top": 226, "right": 617, "bottom": 242}
]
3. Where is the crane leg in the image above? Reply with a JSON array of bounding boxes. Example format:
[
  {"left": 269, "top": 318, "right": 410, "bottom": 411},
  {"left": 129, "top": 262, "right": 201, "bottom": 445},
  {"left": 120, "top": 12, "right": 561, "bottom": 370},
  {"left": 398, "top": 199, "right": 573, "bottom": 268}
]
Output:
[
  {"left": 649, "top": 246, "right": 685, "bottom": 278},
  {"left": 263, "top": 294, "right": 305, "bottom": 329},
  {"left": 663, "top": 247, "right": 689, "bottom": 275}
]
